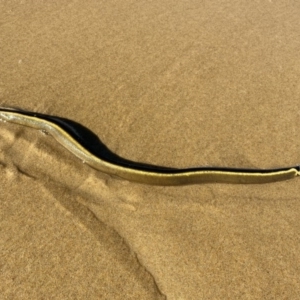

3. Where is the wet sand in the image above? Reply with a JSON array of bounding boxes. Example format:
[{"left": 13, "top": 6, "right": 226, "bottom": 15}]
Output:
[{"left": 1, "top": 1, "right": 300, "bottom": 299}]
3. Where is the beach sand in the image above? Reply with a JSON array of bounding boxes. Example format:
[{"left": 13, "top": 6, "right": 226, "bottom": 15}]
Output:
[{"left": 1, "top": 1, "right": 300, "bottom": 299}]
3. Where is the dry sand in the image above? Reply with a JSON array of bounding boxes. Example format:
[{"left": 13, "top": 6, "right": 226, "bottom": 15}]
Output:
[{"left": 1, "top": 0, "right": 300, "bottom": 299}]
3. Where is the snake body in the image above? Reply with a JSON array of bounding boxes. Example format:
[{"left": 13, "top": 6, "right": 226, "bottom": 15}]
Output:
[{"left": 0, "top": 107, "right": 299, "bottom": 185}]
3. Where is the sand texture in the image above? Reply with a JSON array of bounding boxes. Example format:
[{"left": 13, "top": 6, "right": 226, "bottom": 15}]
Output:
[{"left": 1, "top": 0, "right": 300, "bottom": 299}]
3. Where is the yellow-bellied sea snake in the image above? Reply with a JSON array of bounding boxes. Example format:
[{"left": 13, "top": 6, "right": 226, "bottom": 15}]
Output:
[{"left": 0, "top": 107, "right": 299, "bottom": 185}]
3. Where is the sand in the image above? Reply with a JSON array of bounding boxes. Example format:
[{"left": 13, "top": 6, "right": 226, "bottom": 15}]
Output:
[{"left": 1, "top": 0, "right": 300, "bottom": 299}]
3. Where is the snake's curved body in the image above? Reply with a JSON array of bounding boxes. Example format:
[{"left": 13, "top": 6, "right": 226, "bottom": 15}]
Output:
[{"left": 0, "top": 107, "right": 299, "bottom": 185}]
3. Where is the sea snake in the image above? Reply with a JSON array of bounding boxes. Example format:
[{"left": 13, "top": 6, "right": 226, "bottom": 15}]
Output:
[{"left": 0, "top": 107, "right": 299, "bottom": 185}]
